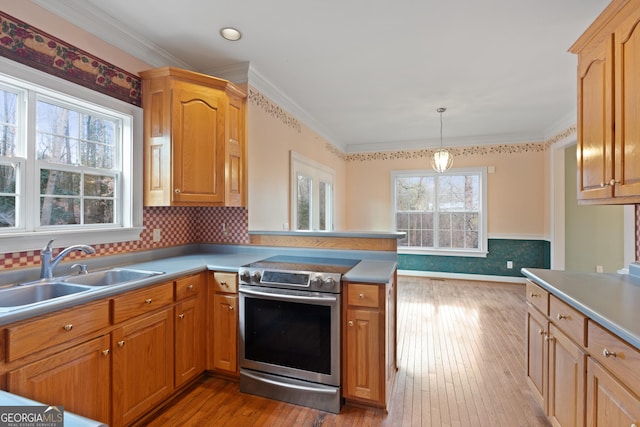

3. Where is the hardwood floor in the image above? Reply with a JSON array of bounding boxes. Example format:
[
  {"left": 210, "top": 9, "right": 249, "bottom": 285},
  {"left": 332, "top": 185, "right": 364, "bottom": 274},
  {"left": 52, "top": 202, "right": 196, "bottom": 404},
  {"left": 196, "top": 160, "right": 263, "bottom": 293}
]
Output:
[{"left": 141, "top": 276, "right": 550, "bottom": 427}]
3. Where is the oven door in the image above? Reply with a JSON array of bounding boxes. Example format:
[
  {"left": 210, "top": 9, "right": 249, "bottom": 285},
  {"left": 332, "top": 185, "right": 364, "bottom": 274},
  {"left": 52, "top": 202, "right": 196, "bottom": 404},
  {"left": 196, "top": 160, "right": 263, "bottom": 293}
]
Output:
[{"left": 239, "top": 285, "right": 341, "bottom": 386}]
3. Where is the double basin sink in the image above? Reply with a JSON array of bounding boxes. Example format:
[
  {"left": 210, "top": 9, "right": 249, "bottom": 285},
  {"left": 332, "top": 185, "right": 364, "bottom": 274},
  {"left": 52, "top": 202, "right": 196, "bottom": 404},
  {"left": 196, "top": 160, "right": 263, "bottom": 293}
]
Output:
[{"left": 0, "top": 268, "right": 164, "bottom": 311}]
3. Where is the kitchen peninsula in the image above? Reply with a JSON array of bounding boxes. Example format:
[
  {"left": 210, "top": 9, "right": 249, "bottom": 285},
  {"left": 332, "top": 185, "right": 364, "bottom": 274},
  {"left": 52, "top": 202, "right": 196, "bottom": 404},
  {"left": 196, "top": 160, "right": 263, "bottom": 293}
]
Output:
[{"left": 0, "top": 231, "right": 402, "bottom": 426}]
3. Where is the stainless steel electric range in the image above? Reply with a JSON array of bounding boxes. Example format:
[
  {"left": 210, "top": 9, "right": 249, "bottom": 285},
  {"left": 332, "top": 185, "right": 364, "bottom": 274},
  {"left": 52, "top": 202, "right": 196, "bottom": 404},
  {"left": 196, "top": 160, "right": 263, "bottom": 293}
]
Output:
[{"left": 238, "top": 255, "right": 360, "bottom": 413}]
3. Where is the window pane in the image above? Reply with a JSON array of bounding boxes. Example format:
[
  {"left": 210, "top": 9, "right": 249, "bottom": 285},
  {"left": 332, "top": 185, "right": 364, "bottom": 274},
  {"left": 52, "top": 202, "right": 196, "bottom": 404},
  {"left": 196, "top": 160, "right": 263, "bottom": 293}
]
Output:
[
  {"left": 319, "top": 180, "right": 329, "bottom": 230},
  {"left": 84, "top": 174, "right": 114, "bottom": 197},
  {"left": 0, "top": 196, "right": 15, "bottom": 227},
  {"left": 84, "top": 199, "right": 114, "bottom": 224},
  {"left": 396, "top": 176, "right": 434, "bottom": 211},
  {"left": 0, "top": 89, "right": 18, "bottom": 157},
  {"left": 40, "top": 170, "right": 81, "bottom": 195},
  {"left": 40, "top": 197, "right": 80, "bottom": 225},
  {"left": 297, "top": 174, "right": 311, "bottom": 230},
  {"left": 0, "top": 163, "right": 16, "bottom": 228}
]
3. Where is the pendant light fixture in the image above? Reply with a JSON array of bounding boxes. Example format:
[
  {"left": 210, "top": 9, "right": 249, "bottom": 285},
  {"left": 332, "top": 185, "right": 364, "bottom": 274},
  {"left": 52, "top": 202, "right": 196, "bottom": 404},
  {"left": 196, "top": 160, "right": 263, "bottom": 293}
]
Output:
[{"left": 431, "top": 107, "right": 453, "bottom": 173}]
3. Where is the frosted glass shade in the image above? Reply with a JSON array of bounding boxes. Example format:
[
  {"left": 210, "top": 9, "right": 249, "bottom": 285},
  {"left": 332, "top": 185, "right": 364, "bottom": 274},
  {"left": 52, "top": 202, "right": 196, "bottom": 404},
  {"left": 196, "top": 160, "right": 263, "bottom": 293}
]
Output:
[{"left": 431, "top": 149, "right": 453, "bottom": 173}]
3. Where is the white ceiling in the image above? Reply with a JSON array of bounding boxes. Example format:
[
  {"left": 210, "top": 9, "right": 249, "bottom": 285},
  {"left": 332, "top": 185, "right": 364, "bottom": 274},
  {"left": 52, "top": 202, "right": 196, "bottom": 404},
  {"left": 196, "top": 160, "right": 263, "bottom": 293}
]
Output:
[{"left": 36, "top": 0, "right": 609, "bottom": 152}]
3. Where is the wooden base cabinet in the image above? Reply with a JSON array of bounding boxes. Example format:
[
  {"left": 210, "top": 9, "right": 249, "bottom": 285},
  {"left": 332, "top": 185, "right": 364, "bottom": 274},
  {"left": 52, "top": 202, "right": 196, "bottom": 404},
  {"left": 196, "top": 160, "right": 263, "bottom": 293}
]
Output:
[
  {"left": 7, "top": 335, "right": 111, "bottom": 425},
  {"left": 343, "top": 277, "right": 396, "bottom": 410},
  {"left": 112, "top": 308, "right": 174, "bottom": 427},
  {"left": 586, "top": 358, "right": 640, "bottom": 427},
  {"left": 526, "top": 303, "right": 549, "bottom": 413},
  {"left": 174, "top": 273, "right": 206, "bottom": 388},
  {"left": 208, "top": 272, "right": 238, "bottom": 376}
]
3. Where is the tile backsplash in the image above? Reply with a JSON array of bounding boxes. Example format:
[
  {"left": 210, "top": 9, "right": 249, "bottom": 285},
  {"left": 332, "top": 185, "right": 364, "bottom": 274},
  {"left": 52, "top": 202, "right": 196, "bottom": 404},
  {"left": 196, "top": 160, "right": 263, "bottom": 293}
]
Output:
[{"left": 0, "top": 206, "right": 249, "bottom": 270}]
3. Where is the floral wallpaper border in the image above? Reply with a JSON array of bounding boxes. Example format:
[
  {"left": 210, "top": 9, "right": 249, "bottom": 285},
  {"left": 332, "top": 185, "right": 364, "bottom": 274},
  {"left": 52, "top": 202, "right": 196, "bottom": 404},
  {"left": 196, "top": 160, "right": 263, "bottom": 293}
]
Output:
[
  {"left": 0, "top": 12, "right": 141, "bottom": 107},
  {"left": 248, "top": 88, "right": 301, "bottom": 133},
  {"left": 344, "top": 126, "right": 577, "bottom": 162}
]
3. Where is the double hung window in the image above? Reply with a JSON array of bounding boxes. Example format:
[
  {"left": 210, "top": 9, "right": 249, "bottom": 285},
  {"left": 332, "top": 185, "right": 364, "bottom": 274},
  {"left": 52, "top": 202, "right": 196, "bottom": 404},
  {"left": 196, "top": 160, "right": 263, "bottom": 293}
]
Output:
[
  {"left": 392, "top": 168, "right": 487, "bottom": 256},
  {"left": 291, "top": 151, "right": 334, "bottom": 231},
  {"left": 0, "top": 59, "right": 142, "bottom": 253}
]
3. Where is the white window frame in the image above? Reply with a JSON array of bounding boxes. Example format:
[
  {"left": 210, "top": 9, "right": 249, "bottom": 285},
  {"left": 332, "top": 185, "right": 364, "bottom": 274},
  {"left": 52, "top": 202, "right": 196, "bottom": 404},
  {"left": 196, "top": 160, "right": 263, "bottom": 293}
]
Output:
[
  {"left": 290, "top": 151, "right": 335, "bottom": 231},
  {"left": 0, "top": 57, "right": 143, "bottom": 254},
  {"left": 392, "top": 167, "right": 488, "bottom": 257}
]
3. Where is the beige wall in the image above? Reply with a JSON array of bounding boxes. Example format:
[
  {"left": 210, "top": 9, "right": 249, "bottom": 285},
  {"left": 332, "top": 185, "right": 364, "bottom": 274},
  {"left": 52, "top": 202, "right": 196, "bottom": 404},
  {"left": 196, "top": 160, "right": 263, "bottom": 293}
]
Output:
[
  {"left": 345, "top": 148, "right": 548, "bottom": 237},
  {"left": 246, "top": 89, "right": 347, "bottom": 230}
]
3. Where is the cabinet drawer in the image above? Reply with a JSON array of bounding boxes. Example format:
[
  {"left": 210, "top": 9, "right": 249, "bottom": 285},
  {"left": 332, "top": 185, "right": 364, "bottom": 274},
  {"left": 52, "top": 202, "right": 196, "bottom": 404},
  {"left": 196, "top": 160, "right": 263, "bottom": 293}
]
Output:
[
  {"left": 175, "top": 273, "right": 203, "bottom": 301},
  {"left": 588, "top": 320, "right": 640, "bottom": 397},
  {"left": 213, "top": 272, "right": 237, "bottom": 294},
  {"left": 550, "top": 295, "right": 587, "bottom": 347},
  {"left": 112, "top": 282, "right": 174, "bottom": 324},
  {"left": 347, "top": 283, "right": 380, "bottom": 309},
  {"left": 525, "top": 280, "right": 549, "bottom": 315},
  {"left": 6, "top": 300, "right": 110, "bottom": 362}
]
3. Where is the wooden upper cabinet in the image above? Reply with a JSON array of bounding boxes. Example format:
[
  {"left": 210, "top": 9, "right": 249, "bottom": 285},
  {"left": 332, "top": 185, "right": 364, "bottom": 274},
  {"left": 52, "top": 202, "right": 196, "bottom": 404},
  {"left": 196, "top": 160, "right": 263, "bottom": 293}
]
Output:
[
  {"left": 570, "top": 0, "right": 640, "bottom": 204},
  {"left": 140, "top": 67, "right": 246, "bottom": 207}
]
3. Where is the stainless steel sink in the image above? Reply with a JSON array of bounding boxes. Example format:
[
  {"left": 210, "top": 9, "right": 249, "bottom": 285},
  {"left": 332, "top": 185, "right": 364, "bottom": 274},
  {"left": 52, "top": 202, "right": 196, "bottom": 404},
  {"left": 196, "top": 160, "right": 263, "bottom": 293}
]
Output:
[
  {"left": 0, "top": 282, "right": 91, "bottom": 308},
  {"left": 63, "top": 268, "right": 164, "bottom": 287}
]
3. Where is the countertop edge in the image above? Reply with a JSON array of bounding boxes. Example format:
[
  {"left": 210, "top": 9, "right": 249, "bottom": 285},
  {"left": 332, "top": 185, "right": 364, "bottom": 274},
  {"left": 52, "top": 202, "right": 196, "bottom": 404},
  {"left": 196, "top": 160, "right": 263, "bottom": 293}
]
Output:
[{"left": 521, "top": 268, "right": 640, "bottom": 350}]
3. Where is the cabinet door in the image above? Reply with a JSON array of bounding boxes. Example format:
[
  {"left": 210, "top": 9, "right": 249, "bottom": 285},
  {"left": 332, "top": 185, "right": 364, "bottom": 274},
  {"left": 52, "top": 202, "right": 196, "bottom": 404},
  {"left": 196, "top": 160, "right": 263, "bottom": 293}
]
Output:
[
  {"left": 548, "top": 325, "right": 586, "bottom": 427},
  {"left": 172, "top": 83, "right": 225, "bottom": 204},
  {"left": 577, "top": 34, "right": 614, "bottom": 201},
  {"left": 614, "top": 13, "right": 640, "bottom": 198},
  {"left": 7, "top": 335, "right": 111, "bottom": 425},
  {"left": 112, "top": 308, "right": 174, "bottom": 427},
  {"left": 345, "top": 308, "right": 381, "bottom": 402},
  {"left": 212, "top": 293, "right": 238, "bottom": 374},
  {"left": 225, "top": 92, "right": 244, "bottom": 206},
  {"left": 586, "top": 358, "right": 640, "bottom": 427},
  {"left": 175, "top": 297, "right": 205, "bottom": 388},
  {"left": 526, "top": 304, "right": 548, "bottom": 413}
]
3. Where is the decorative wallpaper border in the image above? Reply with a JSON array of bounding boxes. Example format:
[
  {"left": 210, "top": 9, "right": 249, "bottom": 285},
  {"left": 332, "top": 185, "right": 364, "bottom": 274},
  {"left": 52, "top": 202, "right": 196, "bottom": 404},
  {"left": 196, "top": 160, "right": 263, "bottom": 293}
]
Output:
[
  {"left": 345, "top": 126, "right": 577, "bottom": 162},
  {"left": 0, "top": 12, "right": 141, "bottom": 107},
  {"left": 248, "top": 88, "right": 301, "bottom": 133}
]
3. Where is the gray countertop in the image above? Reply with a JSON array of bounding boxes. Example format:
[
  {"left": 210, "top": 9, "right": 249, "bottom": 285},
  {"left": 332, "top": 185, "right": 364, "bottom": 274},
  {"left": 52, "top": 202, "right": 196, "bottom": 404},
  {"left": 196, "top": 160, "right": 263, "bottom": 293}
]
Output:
[
  {"left": 249, "top": 230, "right": 406, "bottom": 239},
  {"left": 521, "top": 268, "right": 640, "bottom": 350},
  {"left": 0, "top": 245, "right": 397, "bottom": 326}
]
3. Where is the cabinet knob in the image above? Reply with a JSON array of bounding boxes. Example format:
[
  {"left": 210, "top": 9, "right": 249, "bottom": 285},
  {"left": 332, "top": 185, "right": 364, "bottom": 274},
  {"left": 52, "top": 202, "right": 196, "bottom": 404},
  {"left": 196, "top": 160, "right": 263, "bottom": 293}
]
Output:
[
  {"left": 102, "top": 349, "right": 110, "bottom": 356},
  {"left": 556, "top": 313, "right": 568, "bottom": 321},
  {"left": 118, "top": 340, "right": 125, "bottom": 347},
  {"left": 348, "top": 320, "right": 354, "bottom": 327},
  {"left": 221, "top": 281, "right": 228, "bottom": 287},
  {"left": 229, "top": 305, "right": 234, "bottom": 311},
  {"left": 174, "top": 189, "right": 181, "bottom": 194},
  {"left": 538, "top": 328, "right": 545, "bottom": 336},
  {"left": 178, "top": 313, "right": 185, "bottom": 319},
  {"left": 187, "top": 284, "right": 194, "bottom": 291},
  {"left": 609, "top": 179, "right": 619, "bottom": 187},
  {"left": 359, "top": 293, "right": 365, "bottom": 299},
  {"left": 145, "top": 298, "right": 152, "bottom": 304},
  {"left": 602, "top": 348, "right": 617, "bottom": 358},
  {"left": 62, "top": 324, "right": 73, "bottom": 331},
  {"left": 544, "top": 335, "right": 554, "bottom": 342}
]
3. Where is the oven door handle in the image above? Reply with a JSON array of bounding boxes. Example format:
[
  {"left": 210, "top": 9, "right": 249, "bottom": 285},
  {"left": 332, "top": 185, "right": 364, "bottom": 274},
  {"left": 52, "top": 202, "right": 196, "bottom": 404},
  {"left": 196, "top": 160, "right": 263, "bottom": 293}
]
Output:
[{"left": 239, "top": 287, "right": 338, "bottom": 303}]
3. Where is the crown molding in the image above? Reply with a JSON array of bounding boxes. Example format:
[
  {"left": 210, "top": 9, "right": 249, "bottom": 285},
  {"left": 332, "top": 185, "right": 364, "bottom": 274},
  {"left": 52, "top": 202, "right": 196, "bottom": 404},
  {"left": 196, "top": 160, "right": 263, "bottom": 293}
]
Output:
[
  {"left": 32, "top": 0, "right": 193, "bottom": 69},
  {"left": 204, "top": 62, "right": 250, "bottom": 84}
]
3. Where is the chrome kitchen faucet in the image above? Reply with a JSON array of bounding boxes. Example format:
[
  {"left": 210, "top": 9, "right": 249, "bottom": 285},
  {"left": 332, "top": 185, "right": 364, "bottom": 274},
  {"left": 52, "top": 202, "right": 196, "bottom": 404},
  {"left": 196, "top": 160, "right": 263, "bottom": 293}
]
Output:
[{"left": 40, "top": 239, "right": 96, "bottom": 279}]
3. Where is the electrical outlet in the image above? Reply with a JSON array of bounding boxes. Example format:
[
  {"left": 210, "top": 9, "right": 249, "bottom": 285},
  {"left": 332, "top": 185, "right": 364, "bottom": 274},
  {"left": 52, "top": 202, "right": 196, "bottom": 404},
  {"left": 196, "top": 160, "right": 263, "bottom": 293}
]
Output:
[
  {"left": 221, "top": 222, "right": 228, "bottom": 236},
  {"left": 152, "top": 228, "right": 161, "bottom": 242},
  {"left": 506, "top": 260, "right": 513, "bottom": 269},
  {"left": 596, "top": 265, "right": 603, "bottom": 273}
]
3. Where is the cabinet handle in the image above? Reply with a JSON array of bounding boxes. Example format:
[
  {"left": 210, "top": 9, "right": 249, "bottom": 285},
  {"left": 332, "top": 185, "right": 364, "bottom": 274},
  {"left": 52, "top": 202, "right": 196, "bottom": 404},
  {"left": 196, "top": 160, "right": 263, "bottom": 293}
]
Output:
[
  {"left": 556, "top": 313, "right": 568, "bottom": 321},
  {"left": 229, "top": 305, "right": 234, "bottom": 311},
  {"left": 221, "top": 281, "right": 228, "bottom": 287},
  {"left": 102, "top": 349, "right": 110, "bottom": 356},
  {"left": 359, "top": 293, "right": 365, "bottom": 299},
  {"left": 348, "top": 320, "right": 354, "bottom": 327},
  {"left": 545, "top": 335, "right": 554, "bottom": 342},
  {"left": 118, "top": 340, "right": 125, "bottom": 347},
  {"left": 174, "top": 188, "right": 181, "bottom": 194},
  {"left": 187, "top": 284, "right": 194, "bottom": 291},
  {"left": 609, "top": 179, "right": 619, "bottom": 187},
  {"left": 602, "top": 348, "right": 617, "bottom": 358},
  {"left": 530, "top": 292, "right": 540, "bottom": 298},
  {"left": 62, "top": 324, "right": 73, "bottom": 331},
  {"left": 178, "top": 313, "right": 185, "bottom": 319},
  {"left": 145, "top": 298, "right": 152, "bottom": 304},
  {"left": 538, "top": 328, "right": 545, "bottom": 336}
]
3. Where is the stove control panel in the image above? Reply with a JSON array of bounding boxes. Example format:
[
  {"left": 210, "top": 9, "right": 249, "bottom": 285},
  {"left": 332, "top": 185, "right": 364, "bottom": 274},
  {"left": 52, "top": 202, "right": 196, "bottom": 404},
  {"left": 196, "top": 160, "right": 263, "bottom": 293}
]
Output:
[{"left": 239, "top": 267, "right": 342, "bottom": 293}]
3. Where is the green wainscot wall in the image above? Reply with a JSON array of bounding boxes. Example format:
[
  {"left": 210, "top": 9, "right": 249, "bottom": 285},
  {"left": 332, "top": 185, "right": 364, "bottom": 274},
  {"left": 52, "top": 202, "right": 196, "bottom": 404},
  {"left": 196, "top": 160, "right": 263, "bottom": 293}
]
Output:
[{"left": 398, "top": 239, "right": 551, "bottom": 277}]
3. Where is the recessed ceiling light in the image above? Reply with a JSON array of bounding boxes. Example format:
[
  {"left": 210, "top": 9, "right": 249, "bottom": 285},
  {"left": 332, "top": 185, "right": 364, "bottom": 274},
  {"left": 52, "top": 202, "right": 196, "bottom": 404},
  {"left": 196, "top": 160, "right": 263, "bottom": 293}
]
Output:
[{"left": 220, "top": 27, "right": 242, "bottom": 41}]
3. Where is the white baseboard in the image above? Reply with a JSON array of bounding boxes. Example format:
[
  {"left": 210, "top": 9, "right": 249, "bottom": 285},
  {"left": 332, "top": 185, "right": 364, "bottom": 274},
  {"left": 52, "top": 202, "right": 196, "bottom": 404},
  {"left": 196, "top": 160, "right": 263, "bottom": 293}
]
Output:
[{"left": 398, "top": 269, "right": 526, "bottom": 284}]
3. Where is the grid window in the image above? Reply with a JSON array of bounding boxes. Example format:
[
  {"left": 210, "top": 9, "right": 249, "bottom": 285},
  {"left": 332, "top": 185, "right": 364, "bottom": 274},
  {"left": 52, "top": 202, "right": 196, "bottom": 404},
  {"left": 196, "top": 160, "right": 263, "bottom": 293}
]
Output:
[{"left": 393, "top": 168, "right": 487, "bottom": 255}]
